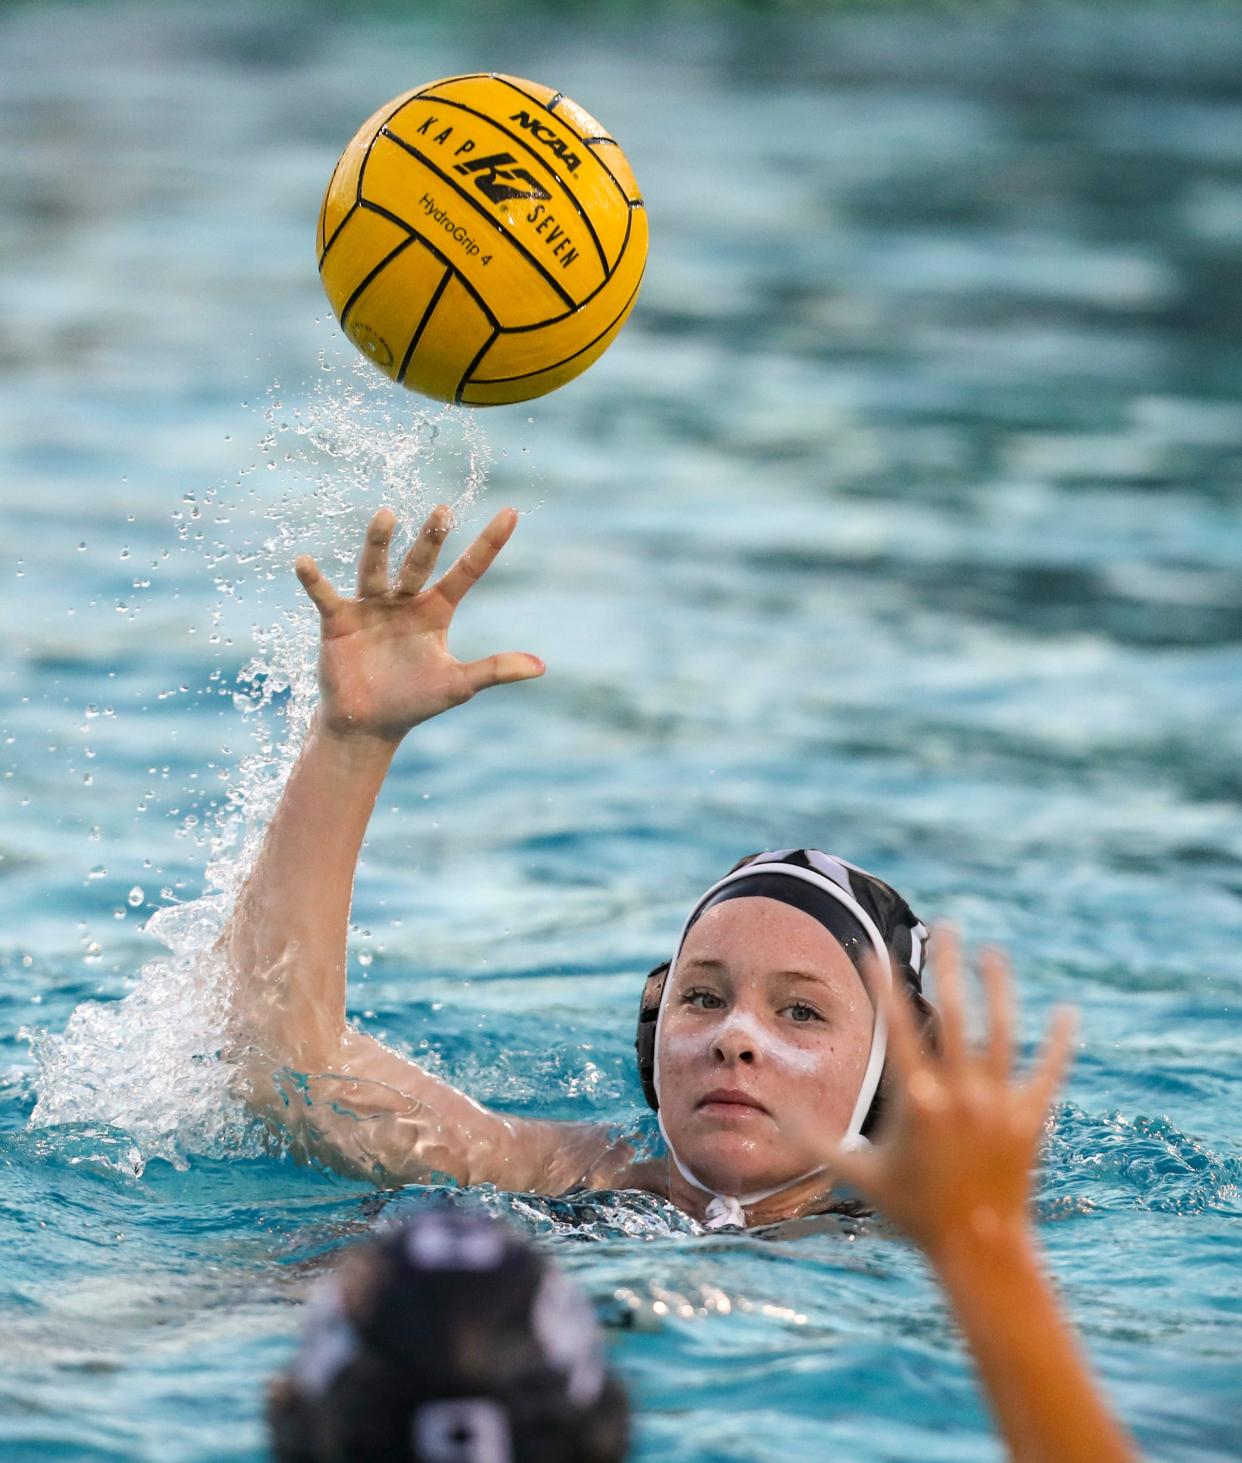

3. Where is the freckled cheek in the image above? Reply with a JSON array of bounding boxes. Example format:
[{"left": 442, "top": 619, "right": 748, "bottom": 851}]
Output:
[
  {"left": 808, "top": 1042, "right": 871, "bottom": 1124},
  {"left": 656, "top": 1028, "right": 710, "bottom": 1117},
  {"left": 659, "top": 1025, "right": 710, "bottom": 1069}
]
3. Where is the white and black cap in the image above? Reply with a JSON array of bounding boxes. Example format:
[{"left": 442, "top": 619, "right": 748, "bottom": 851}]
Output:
[
  {"left": 269, "top": 1209, "right": 629, "bottom": 1463},
  {"left": 634, "top": 849, "right": 933, "bottom": 1227}
]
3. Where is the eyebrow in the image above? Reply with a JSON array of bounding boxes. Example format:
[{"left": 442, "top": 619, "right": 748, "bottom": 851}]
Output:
[{"left": 679, "top": 958, "right": 832, "bottom": 987}]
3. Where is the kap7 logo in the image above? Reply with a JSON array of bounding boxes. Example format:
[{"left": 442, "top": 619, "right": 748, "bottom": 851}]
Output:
[{"left": 454, "top": 152, "right": 552, "bottom": 206}]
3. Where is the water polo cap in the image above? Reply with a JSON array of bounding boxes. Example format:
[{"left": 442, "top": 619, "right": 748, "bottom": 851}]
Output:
[
  {"left": 635, "top": 849, "right": 931, "bottom": 1229},
  {"left": 269, "top": 1209, "right": 629, "bottom": 1463}
]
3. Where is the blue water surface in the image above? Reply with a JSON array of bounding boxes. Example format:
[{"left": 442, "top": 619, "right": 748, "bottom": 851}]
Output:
[{"left": 2, "top": 2, "right": 1241, "bottom": 1459}]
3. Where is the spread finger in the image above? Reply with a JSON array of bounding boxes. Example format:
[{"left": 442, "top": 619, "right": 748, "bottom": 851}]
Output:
[
  {"left": 432, "top": 508, "right": 517, "bottom": 610},
  {"left": 980, "top": 946, "right": 1014, "bottom": 1081},
  {"left": 1028, "top": 1005, "right": 1076, "bottom": 1116},
  {"left": 931, "top": 925, "right": 968, "bottom": 1069},
  {"left": 396, "top": 504, "right": 453, "bottom": 596},
  {"left": 295, "top": 556, "right": 340, "bottom": 616},
  {"left": 356, "top": 508, "right": 396, "bottom": 597},
  {"left": 870, "top": 957, "right": 926, "bottom": 1085},
  {"left": 462, "top": 651, "right": 546, "bottom": 696}
]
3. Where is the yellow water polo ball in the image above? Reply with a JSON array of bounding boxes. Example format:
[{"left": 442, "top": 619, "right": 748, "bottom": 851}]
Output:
[{"left": 317, "top": 73, "right": 648, "bottom": 406}]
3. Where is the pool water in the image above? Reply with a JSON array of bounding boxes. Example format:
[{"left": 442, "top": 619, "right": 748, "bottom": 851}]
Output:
[{"left": 2, "top": 2, "right": 1241, "bottom": 1459}]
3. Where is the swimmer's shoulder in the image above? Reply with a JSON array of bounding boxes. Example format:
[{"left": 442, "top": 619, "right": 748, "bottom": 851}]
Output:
[
  {"left": 559, "top": 1128, "right": 669, "bottom": 1201},
  {"left": 604, "top": 1154, "right": 668, "bottom": 1197},
  {"left": 582, "top": 1149, "right": 668, "bottom": 1198}
]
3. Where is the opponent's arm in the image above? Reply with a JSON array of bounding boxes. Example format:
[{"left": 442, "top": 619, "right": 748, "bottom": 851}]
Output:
[
  {"left": 221, "top": 506, "right": 620, "bottom": 1192},
  {"left": 832, "top": 935, "right": 1138, "bottom": 1463}
]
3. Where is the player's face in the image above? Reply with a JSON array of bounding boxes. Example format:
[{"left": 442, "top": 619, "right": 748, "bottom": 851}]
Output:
[{"left": 656, "top": 898, "right": 873, "bottom": 1197}]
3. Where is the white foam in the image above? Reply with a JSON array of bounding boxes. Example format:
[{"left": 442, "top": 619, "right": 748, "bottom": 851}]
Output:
[{"left": 28, "top": 348, "right": 496, "bottom": 1169}]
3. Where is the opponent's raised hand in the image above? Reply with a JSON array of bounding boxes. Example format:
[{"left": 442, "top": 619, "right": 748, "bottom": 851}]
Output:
[
  {"left": 831, "top": 932, "right": 1075, "bottom": 1265},
  {"left": 295, "top": 505, "right": 544, "bottom": 742}
]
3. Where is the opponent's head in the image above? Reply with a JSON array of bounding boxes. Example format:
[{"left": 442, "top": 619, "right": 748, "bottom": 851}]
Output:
[
  {"left": 269, "top": 1210, "right": 629, "bottom": 1463},
  {"left": 635, "top": 850, "right": 934, "bottom": 1216}
]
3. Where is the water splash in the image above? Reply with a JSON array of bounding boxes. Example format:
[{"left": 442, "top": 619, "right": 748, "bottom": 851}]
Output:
[
  {"left": 29, "top": 347, "right": 495, "bottom": 1170},
  {"left": 206, "top": 346, "right": 493, "bottom": 907},
  {"left": 369, "top": 1182, "right": 704, "bottom": 1245},
  {"left": 1043, "top": 1104, "right": 1242, "bottom": 1216},
  {"left": 26, "top": 900, "right": 261, "bottom": 1169}
]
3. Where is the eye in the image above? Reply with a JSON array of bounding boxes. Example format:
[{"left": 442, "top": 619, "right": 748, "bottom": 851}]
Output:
[
  {"left": 781, "top": 1002, "right": 823, "bottom": 1024},
  {"left": 682, "top": 987, "right": 726, "bottom": 1011}
]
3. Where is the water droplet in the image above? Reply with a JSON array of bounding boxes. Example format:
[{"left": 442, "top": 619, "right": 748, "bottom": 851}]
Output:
[{"left": 127, "top": 887, "right": 144, "bottom": 907}]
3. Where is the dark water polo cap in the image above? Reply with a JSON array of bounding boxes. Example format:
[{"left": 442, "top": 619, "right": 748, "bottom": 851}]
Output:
[
  {"left": 269, "top": 1209, "right": 629, "bottom": 1463},
  {"left": 636, "top": 848, "right": 935, "bottom": 1136}
]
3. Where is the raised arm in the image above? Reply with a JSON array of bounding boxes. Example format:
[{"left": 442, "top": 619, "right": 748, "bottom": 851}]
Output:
[
  {"left": 221, "top": 506, "right": 618, "bottom": 1191},
  {"left": 831, "top": 934, "right": 1138, "bottom": 1463}
]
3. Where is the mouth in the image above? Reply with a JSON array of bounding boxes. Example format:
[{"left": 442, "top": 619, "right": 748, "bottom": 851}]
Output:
[{"left": 696, "top": 1088, "right": 771, "bottom": 1116}]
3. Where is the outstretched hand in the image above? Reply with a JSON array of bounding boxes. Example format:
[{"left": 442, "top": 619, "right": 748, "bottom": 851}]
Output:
[
  {"left": 295, "top": 505, "right": 545, "bottom": 743},
  {"left": 831, "top": 931, "right": 1075, "bottom": 1266}
]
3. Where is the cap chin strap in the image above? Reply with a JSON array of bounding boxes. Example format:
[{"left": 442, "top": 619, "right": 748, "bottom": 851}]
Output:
[
  {"left": 654, "top": 862, "right": 891, "bottom": 1230},
  {"left": 659, "top": 1108, "right": 866, "bottom": 1230}
]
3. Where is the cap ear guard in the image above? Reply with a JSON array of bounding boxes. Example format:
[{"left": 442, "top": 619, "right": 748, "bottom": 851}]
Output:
[{"left": 635, "top": 962, "right": 668, "bottom": 1112}]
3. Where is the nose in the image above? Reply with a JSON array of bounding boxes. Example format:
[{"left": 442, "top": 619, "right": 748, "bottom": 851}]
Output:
[{"left": 711, "top": 1018, "right": 756, "bottom": 1066}]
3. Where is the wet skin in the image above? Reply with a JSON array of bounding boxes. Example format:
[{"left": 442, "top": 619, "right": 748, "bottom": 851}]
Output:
[{"left": 655, "top": 896, "right": 874, "bottom": 1197}]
